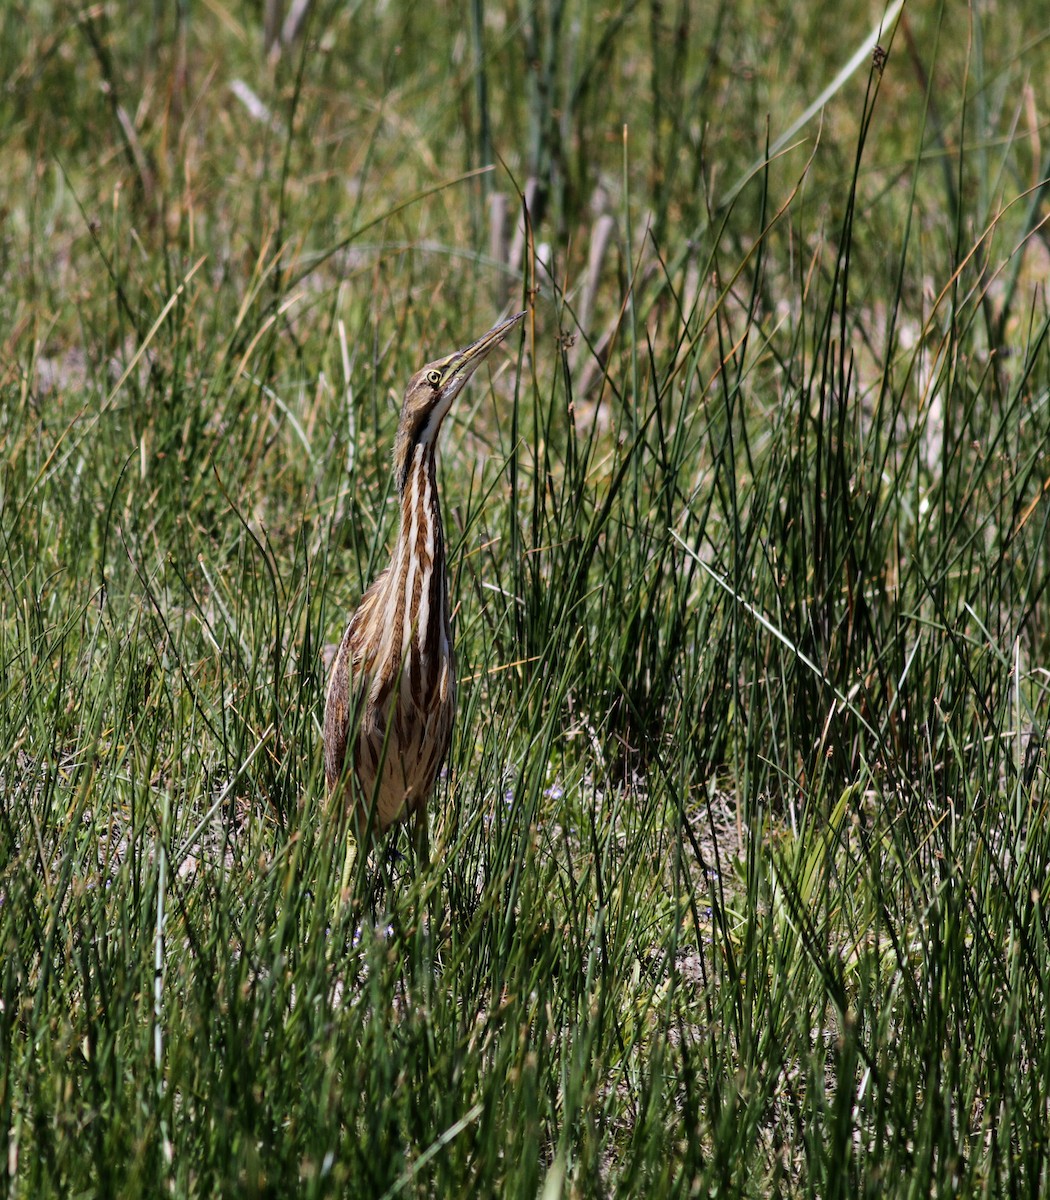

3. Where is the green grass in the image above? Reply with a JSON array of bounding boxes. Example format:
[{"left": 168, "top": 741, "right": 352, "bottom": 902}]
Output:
[{"left": 2, "top": 1, "right": 1050, "bottom": 1195}]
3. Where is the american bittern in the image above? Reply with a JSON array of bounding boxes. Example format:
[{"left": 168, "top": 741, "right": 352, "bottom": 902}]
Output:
[{"left": 324, "top": 310, "right": 526, "bottom": 857}]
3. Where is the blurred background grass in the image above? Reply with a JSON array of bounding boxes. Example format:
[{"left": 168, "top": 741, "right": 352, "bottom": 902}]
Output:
[{"left": 2, "top": 0, "right": 1050, "bottom": 1195}]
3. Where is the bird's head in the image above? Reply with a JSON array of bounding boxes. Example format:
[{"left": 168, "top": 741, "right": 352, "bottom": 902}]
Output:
[{"left": 393, "top": 310, "right": 526, "bottom": 492}]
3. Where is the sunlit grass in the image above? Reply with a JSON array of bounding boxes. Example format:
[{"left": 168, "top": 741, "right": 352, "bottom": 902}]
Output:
[{"left": 1, "top": 1, "right": 1049, "bottom": 1195}]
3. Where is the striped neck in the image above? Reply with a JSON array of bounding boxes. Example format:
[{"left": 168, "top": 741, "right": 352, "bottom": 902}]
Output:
[{"left": 391, "top": 441, "right": 449, "bottom": 664}]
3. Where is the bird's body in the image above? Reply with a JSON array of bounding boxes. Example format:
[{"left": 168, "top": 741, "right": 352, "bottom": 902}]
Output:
[
  {"left": 324, "top": 311, "right": 525, "bottom": 851},
  {"left": 323, "top": 435, "right": 455, "bottom": 837}
]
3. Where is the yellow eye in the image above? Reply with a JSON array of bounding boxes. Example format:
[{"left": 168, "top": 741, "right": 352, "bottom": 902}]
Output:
[{"left": 426, "top": 369, "right": 442, "bottom": 388}]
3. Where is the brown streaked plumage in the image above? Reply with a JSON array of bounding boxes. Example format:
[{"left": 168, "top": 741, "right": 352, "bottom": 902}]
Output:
[{"left": 324, "top": 310, "right": 526, "bottom": 854}]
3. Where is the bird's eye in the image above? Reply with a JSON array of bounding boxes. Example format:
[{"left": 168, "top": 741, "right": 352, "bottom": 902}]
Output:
[{"left": 426, "top": 369, "right": 442, "bottom": 388}]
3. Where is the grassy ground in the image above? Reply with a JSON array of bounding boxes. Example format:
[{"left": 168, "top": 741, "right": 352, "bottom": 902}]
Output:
[{"left": 2, "top": 0, "right": 1050, "bottom": 1195}]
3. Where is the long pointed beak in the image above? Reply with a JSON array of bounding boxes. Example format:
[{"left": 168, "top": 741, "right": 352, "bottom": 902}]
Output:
[{"left": 442, "top": 310, "right": 526, "bottom": 389}]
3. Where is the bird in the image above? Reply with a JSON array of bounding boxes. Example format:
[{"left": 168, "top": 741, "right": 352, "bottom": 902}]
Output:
[{"left": 324, "top": 309, "right": 526, "bottom": 862}]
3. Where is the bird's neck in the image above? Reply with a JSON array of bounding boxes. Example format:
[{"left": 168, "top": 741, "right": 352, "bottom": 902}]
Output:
[
  {"left": 390, "top": 441, "right": 448, "bottom": 658},
  {"left": 397, "top": 441, "right": 445, "bottom": 554}
]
